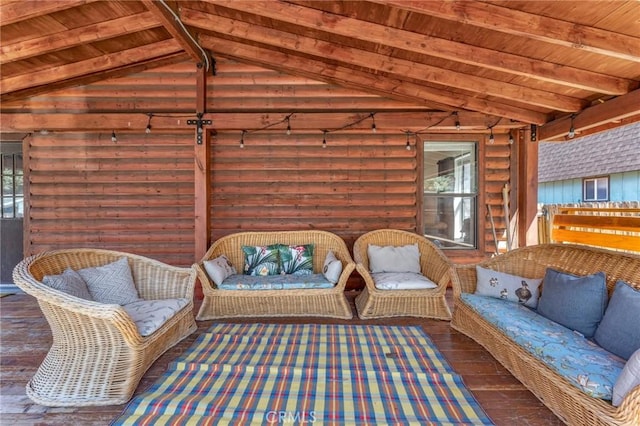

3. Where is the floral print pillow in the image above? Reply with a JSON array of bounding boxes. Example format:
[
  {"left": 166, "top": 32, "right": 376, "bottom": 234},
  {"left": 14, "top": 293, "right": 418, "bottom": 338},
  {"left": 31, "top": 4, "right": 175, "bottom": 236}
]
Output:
[
  {"left": 242, "top": 245, "right": 281, "bottom": 276},
  {"left": 278, "top": 244, "right": 314, "bottom": 275}
]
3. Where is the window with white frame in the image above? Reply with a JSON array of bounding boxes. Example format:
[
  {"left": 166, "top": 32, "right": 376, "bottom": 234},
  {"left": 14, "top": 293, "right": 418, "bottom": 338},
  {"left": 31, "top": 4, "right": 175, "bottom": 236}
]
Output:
[
  {"left": 583, "top": 176, "right": 609, "bottom": 202},
  {"left": 423, "top": 141, "right": 478, "bottom": 249}
]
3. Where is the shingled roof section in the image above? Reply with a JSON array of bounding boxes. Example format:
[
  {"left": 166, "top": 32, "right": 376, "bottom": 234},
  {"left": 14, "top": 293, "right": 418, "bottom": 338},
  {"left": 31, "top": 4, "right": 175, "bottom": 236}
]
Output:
[{"left": 538, "top": 122, "right": 640, "bottom": 183}]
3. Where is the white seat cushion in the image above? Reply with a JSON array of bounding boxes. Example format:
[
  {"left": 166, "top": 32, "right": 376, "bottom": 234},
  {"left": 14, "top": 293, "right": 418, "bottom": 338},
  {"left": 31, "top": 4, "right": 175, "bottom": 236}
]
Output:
[
  {"left": 123, "top": 298, "right": 190, "bottom": 337},
  {"left": 372, "top": 272, "right": 437, "bottom": 290}
]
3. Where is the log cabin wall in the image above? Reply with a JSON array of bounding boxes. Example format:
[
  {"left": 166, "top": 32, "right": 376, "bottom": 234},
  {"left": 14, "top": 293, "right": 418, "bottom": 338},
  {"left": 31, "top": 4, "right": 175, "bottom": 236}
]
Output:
[
  {"left": 25, "top": 132, "right": 195, "bottom": 267},
  {"left": 5, "top": 59, "right": 516, "bottom": 271}
]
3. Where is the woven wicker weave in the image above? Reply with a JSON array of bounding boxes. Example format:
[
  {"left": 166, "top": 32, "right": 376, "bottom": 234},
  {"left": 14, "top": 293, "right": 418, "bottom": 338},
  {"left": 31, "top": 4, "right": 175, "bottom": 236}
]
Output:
[
  {"left": 12, "top": 248, "right": 197, "bottom": 407},
  {"left": 353, "top": 229, "right": 453, "bottom": 320},
  {"left": 451, "top": 243, "right": 640, "bottom": 426},
  {"left": 194, "top": 230, "right": 355, "bottom": 320}
]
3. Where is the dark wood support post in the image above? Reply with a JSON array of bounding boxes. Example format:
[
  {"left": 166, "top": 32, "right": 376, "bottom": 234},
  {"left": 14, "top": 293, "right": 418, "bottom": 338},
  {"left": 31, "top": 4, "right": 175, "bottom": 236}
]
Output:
[{"left": 517, "top": 128, "right": 539, "bottom": 247}]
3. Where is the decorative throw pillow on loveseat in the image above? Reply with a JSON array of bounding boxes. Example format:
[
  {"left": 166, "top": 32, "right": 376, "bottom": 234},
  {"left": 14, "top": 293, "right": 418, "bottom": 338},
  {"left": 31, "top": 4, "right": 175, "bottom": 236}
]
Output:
[
  {"left": 612, "top": 348, "right": 640, "bottom": 406},
  {"left": 242, "top": 245, "right": 280, "bottom": 276},
  {"left": 78, "top": 257, "right": 141, "bottom": 305},
  {"left": 203, "top": 254, "right": 237, "bottom": 286},
  {"left": 323, "top": 250, "right": 342, "bottom": 284},
  {"left": 43, "top": 267, "right": 93, "bottom": 301},
  {"left": 367, "top": 243, "right": 421, "bottom": 273},
  {"left": 474, "top": 266, "right": 542, "bottom": 308},
  {"left": 536, "top": 268, "right": 607, "bottom": 338},
  {"left": 278, "top": 244, "right": 314, "bottom": 275},
  {"left": 594, "top": 280, "right": 640, "bottom": 360}
]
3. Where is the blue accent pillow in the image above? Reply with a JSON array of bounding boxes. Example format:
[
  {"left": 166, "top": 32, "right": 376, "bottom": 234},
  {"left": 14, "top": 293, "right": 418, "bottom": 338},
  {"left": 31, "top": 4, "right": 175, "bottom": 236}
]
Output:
[
  {"left": 594, "top": 281, "right": 640, "bottom": 360},
  {"left": 536, "top": 268, "right": 608, "bottom": 338}
]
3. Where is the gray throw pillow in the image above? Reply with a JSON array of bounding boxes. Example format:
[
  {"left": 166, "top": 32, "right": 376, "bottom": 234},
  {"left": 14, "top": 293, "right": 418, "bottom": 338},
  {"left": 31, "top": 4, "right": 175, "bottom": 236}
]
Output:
[
  {"left": 536, "top": 268, "right": 608, "bottom": 338},
  {"left": 612, "top": 348, "right": 640, "bottom": 406},
  {"left": 43, "top": 267, "right": 93, "bottom": 301},
  {"left": 594, "top": 281, "right": 640, "bottom": 360},
  {"left": 474, "top": 266, "right": 542, "bottom": 308},
  {"left": 78, "top": 257, "right": 141, "bottom": 305}
]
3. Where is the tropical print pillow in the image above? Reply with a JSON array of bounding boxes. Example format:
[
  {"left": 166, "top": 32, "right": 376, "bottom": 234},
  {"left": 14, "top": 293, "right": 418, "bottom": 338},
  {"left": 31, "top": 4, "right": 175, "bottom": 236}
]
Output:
[
  {"left": 242, "top": 245, "right": 281, "bottom": 276},
  {"left": 278, "top": 244, "right": 314, "bottom": 275}
]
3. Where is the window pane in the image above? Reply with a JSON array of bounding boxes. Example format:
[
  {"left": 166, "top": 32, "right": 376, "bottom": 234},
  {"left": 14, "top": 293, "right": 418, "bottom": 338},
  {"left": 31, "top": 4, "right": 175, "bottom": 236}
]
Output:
[
  {"left": 1, "top": 154, "right": 12, "bottom": 175},
  {"left": 14, "top": 154, "right": 23, "bottom": 175},
  {"left": 2, "top": 197, "right": 13, "bottom": 218},
  {"left": 584, "top": 180, "right": 595, "bottom": 200},
  {"left": 597, "top": 178, "right": 608, "bottom": 200},
  {"left": 15, "top": 196, "right": 24, "bottom": 218},
  {"left": 423, "top": 141, "right": 478, "bottom": 249}
]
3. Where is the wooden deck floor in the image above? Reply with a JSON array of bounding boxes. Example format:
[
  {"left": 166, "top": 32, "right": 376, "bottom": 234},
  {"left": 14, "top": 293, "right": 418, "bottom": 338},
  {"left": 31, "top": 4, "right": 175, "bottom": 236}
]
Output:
[{"left": 1, "top": 290, "right": 563, "bottom": 426}]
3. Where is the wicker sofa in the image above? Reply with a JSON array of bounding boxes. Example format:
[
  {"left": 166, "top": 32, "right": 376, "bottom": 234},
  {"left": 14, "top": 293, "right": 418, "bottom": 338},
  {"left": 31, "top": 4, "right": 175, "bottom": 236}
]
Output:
[
  {"left": 353, "top": 229, "right": 453, "bottom": 320},
  {"left": 451, "top": 244, "right": 640, "bottom": 426},
  {"left": 12, "top": 248, "right": 197, "bottom": 406},
  {"left": 194, "top": 230, "right": 355, "bottom": 320}
]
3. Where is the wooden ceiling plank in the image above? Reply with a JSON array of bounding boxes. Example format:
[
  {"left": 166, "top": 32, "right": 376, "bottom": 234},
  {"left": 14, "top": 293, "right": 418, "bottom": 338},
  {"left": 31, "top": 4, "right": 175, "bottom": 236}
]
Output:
[
  {"left": 382, "top": 0, "right": 640, "bottom": 63},
  {"left": 0, "top": 12, "right": 161, "bottom": 63},
  {"left": 184, "top": 10, "right": 582, "bottom": 112},
  {"left": 0, "top": 40, "right": 182, "bottom": 95},
  {"left": 0, "top": 0, "right": 96, "bottom": 26},
  {"left": 539, "top": 89, "right": 640, "bottom": 141},
  {"left": 140, "top": 0, "right": 207, "bottom": 65},
  {"left": 200, "top": 34, "right": 548, "bottom": 124},
  {"left": 205, "top": 0, "right": 633, "bottom": 95}
]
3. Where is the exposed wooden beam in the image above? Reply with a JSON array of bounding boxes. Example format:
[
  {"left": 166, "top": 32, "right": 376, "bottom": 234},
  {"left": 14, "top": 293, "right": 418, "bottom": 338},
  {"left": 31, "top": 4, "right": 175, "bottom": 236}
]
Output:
[
  {"left": 184, "top": 10, "right": 582, "bottom": 112},
  {"left": 0, "top": 40, "right": 182, "bottom": 96},
  {"left": 0, "top": 12, "right": 161, "bottom": 63},
  {"left": 206, "top": 0, "right": 633, "bottom": 95},
  {"left": 0, "top": 53, "right": 189, "bottom": 103},
  {"left": 1, "top": 111, "right": 527, "bottom": 133},
  {"left": 0, "top": 0, "right": 96, "bottom": 26},
  {"left": 141, "top": 0, "right": 207, "bottom": 65},
  {"left": 199, "top": 34, "right": 548, "bottom": 124},
  {"left": 539, "top": 89, "right": 640, "bottom": 141},
  {"left": 381, "top": 0, "right": 640, "bottom": 63}
]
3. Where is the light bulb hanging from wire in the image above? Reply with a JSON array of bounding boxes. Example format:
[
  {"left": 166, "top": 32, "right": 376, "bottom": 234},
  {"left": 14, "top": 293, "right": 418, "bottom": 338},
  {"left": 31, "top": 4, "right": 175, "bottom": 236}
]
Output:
[
  {"left": 111, "top": 130, "right": 117, "bottom": 143},
  {"left": 508, "top": 131, "right": 514, "bottom": 145},
  {"left": 239, "top": 130, "right": 246, "bottom": 149},
  {"left": 286, "top": 116, "right": 291, "bottom": 135},
  {"left": 568, "top": 114, "right": 576, "bottom": 138},
  {"left": 322, "top": 131, "right": 327, "bottom": 148},
  {"left": 371, "top": 113, "right": 377, "bottom": 133},
  {"left": 454, "top": 111, "right": 461, "bottom": 131},
  {"left": 489, "top": 127, "right": 495, "bottom": 144},
  {"left": 145, "top": 113, "right": 153, "bottom": 134},
  {"left": 405, "top": 132, "right": 411, "bottom": 150}
]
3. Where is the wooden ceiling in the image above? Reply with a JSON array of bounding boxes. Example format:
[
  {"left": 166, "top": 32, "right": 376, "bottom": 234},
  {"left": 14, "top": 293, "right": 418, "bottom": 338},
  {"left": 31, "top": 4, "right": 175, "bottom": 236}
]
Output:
[{"left": 1, "top": 0, "right": 639, "bottom": 141}]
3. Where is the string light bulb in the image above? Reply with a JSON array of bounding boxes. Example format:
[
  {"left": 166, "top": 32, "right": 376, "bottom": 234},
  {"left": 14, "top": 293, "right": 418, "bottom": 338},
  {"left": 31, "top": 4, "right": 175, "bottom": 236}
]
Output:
[
  {"left": 568, "top": 114, "right": 576, "bottom": 139},
  {"left": 454, "top": 111, "right": 461, "bottom": 131},
  {"left": 286, "top": 116, "right": 291, "bottom": 135},
  {"left": 145, "top": 113, "right": 153, "bottom": 134},
  {"left": 111, "top": 130, "right": 117, "bottom": 143},
  {"left": 489, "top": 127, "right": 495, "bottom": 144},
  {"left": 508, "top": 132, "right": 514, "bottom": 145},
  {"left": 371, "top": 113, "right": 377, "bottom": 133},
  {"left": 239, "top": 130, "right": 246, "bottom": 149},
  {"left": 322, "top": 131, "right": 327, "bottom": 148},
  {"left": 405, "top": 132, "right": 411, "bottom": 150}
]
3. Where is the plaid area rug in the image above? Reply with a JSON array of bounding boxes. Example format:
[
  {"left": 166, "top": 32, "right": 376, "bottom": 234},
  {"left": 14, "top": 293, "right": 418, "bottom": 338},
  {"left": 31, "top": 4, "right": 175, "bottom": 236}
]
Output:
[{"left": 112, "top": 324, "right": 493, "bottom": 425}]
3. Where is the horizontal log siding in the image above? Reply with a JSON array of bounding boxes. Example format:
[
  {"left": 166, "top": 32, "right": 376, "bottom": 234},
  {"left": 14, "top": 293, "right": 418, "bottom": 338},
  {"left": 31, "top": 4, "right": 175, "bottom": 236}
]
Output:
[
  {"left": 210, "top": 132, "right": 417, "bottom": 248},
  {"left": 26, "top": 132, "right": 195, "bottom": 266}
]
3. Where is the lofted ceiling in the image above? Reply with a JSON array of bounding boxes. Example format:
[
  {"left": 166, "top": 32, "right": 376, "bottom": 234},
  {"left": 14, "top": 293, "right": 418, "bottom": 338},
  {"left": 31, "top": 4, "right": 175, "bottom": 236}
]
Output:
[{"left": 1, "top": 0, "right": 639, "bottom": 141}]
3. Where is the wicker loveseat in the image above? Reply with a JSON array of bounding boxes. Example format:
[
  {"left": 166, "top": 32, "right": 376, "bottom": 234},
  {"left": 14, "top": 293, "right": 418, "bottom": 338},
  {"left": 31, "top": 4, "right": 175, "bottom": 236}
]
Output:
[
  {"left": 451, "top": 244, "right": 640, "bottom": 426},
  {"left": 353, "top": 229, "right": 453, "bottom": 320},
  {"left": 12, "top": 248, "right": 197, "bottom": 407},
  {"left": 194, "top": 230, "right": 355, "bottom": 320}
]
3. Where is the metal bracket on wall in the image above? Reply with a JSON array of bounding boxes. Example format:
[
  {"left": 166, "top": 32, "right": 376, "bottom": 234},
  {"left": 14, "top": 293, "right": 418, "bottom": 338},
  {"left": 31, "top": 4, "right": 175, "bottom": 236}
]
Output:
[{"left": 187, "top": 113, "right": 212, "bottom": 145}]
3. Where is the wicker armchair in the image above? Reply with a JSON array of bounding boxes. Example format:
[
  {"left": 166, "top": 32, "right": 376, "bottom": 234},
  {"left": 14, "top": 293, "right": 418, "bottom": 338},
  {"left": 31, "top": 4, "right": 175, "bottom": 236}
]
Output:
[
  {"left": 353, "top": 229, "right": 453, "bottom": 320},
  {"left": 12, "top": 248, "right": 197, "bottom": 407},
  {"left": 194, "top": 230, "right": 355, "bottom": 319}
]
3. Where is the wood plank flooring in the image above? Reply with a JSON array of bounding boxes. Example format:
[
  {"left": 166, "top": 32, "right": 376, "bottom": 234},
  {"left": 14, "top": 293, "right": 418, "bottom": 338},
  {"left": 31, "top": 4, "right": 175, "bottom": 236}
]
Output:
[{"left": 0, "top": 290, "right": 563, "bottom": 425}]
